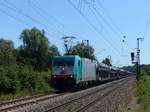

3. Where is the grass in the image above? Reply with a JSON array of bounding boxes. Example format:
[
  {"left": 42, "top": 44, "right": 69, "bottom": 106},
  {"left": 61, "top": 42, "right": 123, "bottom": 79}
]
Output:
[
  {"left": 133, "top": 75, "right": 150, "bottom": 112},
  {"left": 126, "top": 75, "right": 150, "bottom": 112},
  {"left": 0, "top": 88, "right": 55, "bottom": 101},
  {"left": 0, "top": 91, "right": 31, "bottom": 101}
]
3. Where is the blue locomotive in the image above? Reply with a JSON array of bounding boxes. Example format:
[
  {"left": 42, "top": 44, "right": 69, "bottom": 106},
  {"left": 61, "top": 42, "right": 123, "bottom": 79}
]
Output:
[{"left": 51, "top": 55, "right": 130, "bottom": 89}]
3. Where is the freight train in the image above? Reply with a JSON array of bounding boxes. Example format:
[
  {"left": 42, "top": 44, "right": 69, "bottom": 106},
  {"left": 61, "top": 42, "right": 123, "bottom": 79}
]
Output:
[{"left": 51, "top": 55, "right": 131, "bottom": 89}]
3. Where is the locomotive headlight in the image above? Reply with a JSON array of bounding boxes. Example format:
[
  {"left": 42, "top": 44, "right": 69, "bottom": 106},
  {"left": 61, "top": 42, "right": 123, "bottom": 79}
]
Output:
[
  {"left": 53, "top": 75, "right": 56, "bottom": 78},
  {"left": 70, "top": 75, "right": 73, "bottom": 78}
]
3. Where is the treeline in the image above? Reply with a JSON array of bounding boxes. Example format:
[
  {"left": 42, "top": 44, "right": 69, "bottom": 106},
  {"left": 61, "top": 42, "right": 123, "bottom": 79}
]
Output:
[
  {"left": 140, "top": 64, "right": 150, "bottom": 75},
  {"left": 121, "top": 65, "right": 136, "bottom": 73},
  {"left": 0, "top": 27, "right": 60, "bottom": 95},
  {"left": 122, "top": 64, "right": 150, "bottom": 76}
]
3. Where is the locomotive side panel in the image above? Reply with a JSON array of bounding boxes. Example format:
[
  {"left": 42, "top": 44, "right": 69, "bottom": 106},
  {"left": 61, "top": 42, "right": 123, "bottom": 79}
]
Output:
[{"left": 81, "top": 58, "right": 96, "bottom": 82}]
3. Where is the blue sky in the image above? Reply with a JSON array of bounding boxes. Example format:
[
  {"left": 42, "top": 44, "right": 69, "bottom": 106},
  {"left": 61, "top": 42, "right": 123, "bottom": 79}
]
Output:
[{"left": 0, "top": 0, "right": 150, "bottom": 67}]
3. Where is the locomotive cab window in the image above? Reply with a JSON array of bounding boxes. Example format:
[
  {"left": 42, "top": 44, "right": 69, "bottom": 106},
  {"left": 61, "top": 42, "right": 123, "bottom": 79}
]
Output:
[{"left": 53, "top": 60, "right": 74, "bottom": 66}]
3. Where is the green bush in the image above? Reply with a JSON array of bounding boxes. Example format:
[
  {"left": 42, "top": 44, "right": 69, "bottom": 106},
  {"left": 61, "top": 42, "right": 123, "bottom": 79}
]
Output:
[
  {"left": 0, "top": 34, "right": 55, "bottom": 99},
  {"left": 18, "top": 66, "right": 51, "bottom": 94},
  {"left": 0, "top": 65, "right": 20, "bottom": 94},
  {"left": 138, "top": 75, "right": 150, "bottom": 104},
  {"left": 0, "top": 64, "right": 51, "bottom": 96}
]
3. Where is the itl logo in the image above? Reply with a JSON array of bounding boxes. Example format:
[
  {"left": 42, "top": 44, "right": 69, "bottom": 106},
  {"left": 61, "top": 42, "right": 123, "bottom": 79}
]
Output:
[{"left": 61, "top": 67, "right": 66, "bottom": 74}]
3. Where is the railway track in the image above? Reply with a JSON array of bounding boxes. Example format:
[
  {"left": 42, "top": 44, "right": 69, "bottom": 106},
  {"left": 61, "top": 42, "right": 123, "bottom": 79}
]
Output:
[
  {"left": 0, "top": 92, "right": 67, "bottom": 112},
  {"left": 44, "top": 77, "right": 130, "bottom": 112},
  {"left": 75, "top": 79, "right": 129, "bottom": 112},
  {"left": 0, "top": 77, "right": 132, "bottom": 112}
]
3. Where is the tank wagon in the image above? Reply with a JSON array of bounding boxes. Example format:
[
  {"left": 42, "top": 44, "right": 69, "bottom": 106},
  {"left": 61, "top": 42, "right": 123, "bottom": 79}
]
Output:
[{"left": 51, "top": 55, "right": 131, "bottom": 89}]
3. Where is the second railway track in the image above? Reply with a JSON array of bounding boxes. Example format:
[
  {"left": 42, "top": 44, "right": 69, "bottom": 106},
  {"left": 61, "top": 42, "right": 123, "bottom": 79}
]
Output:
[
  {"left": 74, "top": 79, "right": 131, "bottom": 112},
  {"left": 43, "top": 78, "right": 129, "bottom": 112},
  {"left": 0, "top": 92, "right": 68, "bottom": 112}
]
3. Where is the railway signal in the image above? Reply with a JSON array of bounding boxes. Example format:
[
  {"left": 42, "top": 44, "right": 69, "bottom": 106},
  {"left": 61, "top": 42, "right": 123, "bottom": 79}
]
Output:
[
  {"left": 131, "top": 52, "right": 135, "bottom": 62},
  {"left": 131, "top": 38, "right": 144, "bottom": 80}
]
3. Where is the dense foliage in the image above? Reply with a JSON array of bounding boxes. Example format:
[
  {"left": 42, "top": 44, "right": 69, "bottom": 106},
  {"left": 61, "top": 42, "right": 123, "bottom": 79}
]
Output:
[
  {"left": 121, "top": 64, "right": 150, "bottom": 76},
  {"left": 0, "top": 39, "right": 15, "bottom": 66},
  {"left": 140, "top": 64, "right": 150, "bottom": 75},
  {"left": 137, "top": 74, "right": 150, "bottom": 110},
  {"left": 72, "top": 42, "right": 96, "bottom": 60},
  {"left": 18, "top": 28, "right": 50, "bottom": 71},
  {"left": 0, "top": 28, "right": 59, "bottom": 97},
  {"left": 121, "top": 65, "right": 136, "bottom": 73},
  {"left": 0, "top": 39, "right": 19, "bottom": 94}
]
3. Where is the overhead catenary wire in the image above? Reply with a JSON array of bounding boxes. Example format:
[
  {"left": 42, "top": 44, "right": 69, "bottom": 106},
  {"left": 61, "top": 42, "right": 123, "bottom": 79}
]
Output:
[
  {"left": 4, "top": 0, "right": 92, "bottom": 50},
  {"left": 96, "top": 0, "right": 132, "bottom": 52},
  {"left": 97, "top": 0, "right": 124, "bottom": 36},
  {"left": 143, "top": 15, "right": 150, "bottom": 39},
  {"left": 0, "top": 8, "right": 31, "bottom": 27},
  {"left": 86, "top": 1, "right": 121, "bottom": 38},
  {"left": 84, "top": 1, "right": 124, "bottom": 54},
  {"left": 27, "top": 0, "right": 86, "bottom": 40},
  {"left": 85, "top": 0, "right": 131, "bottom": 54},
  {"left": 0, "top": 2, "right": 59, "bottom": 38},
  {"left": 2, "top": 0, "right": 97, "bottom": 54},
  {"left": 67, "top": 0, "right": 122, "bottom": 56},
  {"left": 27, "top": 0, "right": 66, "bottom": 36},
  {"left": 68, "top": 0, "right": 129, "bottom": 65},
  {"left": 83, "top": 1, "right": 122, "bottom": 43},
  {"left": 0, "top": 0, "right": 130, "bottom": 65},
  {"left": 3, "top": 0, "right": 47, "bottom": 29},
  {"left": 2, "top": 0, "right": 64, "bottom": 36}
]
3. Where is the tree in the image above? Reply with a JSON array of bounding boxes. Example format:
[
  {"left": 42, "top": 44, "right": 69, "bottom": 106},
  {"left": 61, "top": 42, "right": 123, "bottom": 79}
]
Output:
[
  {"left": 0, "top": 39, "right": 15, "bottom": 66},
  {"left": 49, "top": 45, "right": 60, "bottom": 56},
  {"left": 72, "top": 42, "right": 96, "bottom": 60},
  {"left": 0, "top": 39, "right": 20, "bottom": 94},
  {"left": 121, "top": 65, "right": 136, "bottom": 73},
  {"left": 18, "top": 27, "right": 50, "bottom": 71},
  {"left": 140, "top": 64, "right": 150, "bottom": 75},
  {"left": 102, "top": 58, "right": 112, "bottom": 66},
  {"left": 48, "top": 44, "right": 60, "bottom": 67}
]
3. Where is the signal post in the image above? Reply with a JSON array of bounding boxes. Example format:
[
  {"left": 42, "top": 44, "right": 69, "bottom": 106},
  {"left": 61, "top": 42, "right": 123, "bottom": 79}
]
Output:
[{"left": 131, "top": 38, "right": 144, "bottom": 80}]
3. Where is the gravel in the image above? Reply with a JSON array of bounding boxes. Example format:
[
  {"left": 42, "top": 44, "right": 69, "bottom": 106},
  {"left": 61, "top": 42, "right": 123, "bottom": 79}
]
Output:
[{"left": 15, "top": 77, "right": 136, "bottom": 112}]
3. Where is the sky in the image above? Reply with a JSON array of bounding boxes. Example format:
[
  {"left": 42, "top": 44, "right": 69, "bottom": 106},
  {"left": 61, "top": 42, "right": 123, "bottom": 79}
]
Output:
[{"left": 0, "top": 0, "right": 150, "bottom": 67}]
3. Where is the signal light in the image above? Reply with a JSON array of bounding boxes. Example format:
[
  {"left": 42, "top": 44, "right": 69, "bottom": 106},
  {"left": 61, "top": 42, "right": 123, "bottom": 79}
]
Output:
[{"left": 131, "top": 52, "right": 135, "bottom": 62}]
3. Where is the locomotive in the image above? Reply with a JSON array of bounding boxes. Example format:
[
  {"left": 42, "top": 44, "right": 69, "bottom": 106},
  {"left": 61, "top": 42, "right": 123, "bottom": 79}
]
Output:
[{"left": 51, "top": 55, "right": 131, "bottom": 89}]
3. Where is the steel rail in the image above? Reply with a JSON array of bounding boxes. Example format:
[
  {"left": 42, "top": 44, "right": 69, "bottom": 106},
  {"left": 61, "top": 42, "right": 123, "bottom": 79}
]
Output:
[
  {"left": 44, "top": 78, "right": 128, "bottom": 112},
  {"left": 0, "top": 92, "right": 67, "bottom": 112},
  {"left": 75, "top": 79, "right": 130, "bottom": 112}
]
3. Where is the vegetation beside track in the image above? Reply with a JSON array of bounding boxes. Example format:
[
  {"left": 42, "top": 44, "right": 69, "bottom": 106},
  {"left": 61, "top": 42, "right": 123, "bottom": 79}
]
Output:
[
  {"left": 0, "top": 67, "right": 54, "bottom": 100},
  {"left": 135, "top": 74, "right": 150, "bottom": 112},
  {"left": 123, "top": 65, "right": 150, "bottom": 112},
  {"left": 127, "top": 71, "right": 150, "bottom": 112},
  {"left": 0, "top": 28, "right": 57, "bottom": 100}
]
